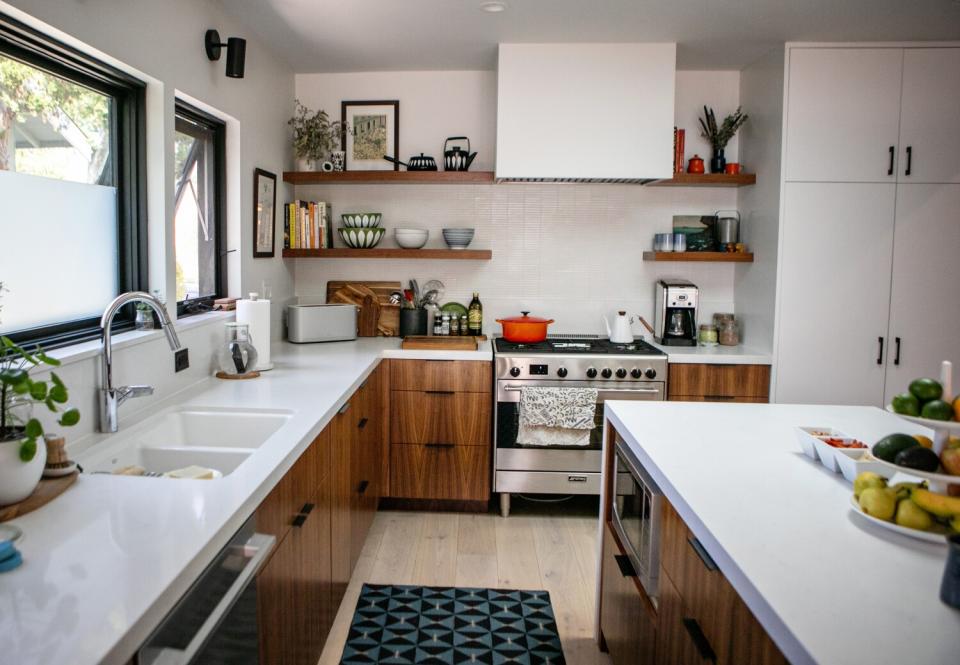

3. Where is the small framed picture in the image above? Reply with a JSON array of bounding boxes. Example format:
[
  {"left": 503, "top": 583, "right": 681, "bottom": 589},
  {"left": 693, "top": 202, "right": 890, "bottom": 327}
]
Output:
[
  {"left": 341, "top": 100, "right": 399, "bottom": 171},
  {"left": 253, "top": 168, "right": 276, "bottom": 258}
]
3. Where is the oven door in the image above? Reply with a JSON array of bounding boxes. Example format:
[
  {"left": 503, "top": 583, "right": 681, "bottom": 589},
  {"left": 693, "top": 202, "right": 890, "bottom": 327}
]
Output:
[{"left": 611, "top": 436, "right": 661, "bottom": 603}]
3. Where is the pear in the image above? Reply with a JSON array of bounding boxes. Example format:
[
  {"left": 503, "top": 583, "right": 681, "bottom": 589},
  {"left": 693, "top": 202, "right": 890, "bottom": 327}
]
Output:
[
  {"left": 941, "top": 447, "right": 960, "bottom": 476},
  {"left": 858, "top": 487, "right": 897, "bottom": 522},
  {"left": 854, "top": 472, "right": 887, "bottom": 499},
  {"left": 894, "top": 499, "right": 933, "bottom": 531}
]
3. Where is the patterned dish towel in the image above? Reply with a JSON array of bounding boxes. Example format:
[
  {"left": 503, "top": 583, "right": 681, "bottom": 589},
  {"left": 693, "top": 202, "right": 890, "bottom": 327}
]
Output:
[{"left": 516, "top": 387, "right": 599, "bottom": 447}]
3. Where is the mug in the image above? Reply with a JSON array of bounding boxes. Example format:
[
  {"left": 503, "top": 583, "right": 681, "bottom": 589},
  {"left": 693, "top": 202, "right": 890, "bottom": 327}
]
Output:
[{"left": 724, "top": 163, "right": 741, "bottom": 175}]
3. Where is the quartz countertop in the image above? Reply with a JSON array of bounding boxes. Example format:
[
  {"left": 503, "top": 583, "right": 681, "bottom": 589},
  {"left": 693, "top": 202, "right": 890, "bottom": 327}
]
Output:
[
  {"left": 648, "top": 340, "right": 772, "bottom": 364},
  {"left": 602, "top": 401, "right": 960, "bottom": 665},
  {"left": 0, "top": 337, "right": 491, "bottom": 665}
]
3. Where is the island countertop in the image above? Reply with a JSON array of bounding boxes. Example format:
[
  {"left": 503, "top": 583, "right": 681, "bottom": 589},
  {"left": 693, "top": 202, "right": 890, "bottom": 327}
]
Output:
[{"left": 603, "top": 401, "right": 960, "bottom": 665}]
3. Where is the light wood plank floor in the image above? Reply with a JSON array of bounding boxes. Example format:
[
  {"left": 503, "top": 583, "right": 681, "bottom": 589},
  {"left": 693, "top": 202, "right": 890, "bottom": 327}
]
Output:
[{"left": 318, "top": 500, "right": 612, "bottom": 665}]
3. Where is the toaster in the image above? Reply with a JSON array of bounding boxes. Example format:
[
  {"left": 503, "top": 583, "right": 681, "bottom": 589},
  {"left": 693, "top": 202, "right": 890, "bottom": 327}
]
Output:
[{"left": 286, "top": 303, "right": 358, "bottom": 343}]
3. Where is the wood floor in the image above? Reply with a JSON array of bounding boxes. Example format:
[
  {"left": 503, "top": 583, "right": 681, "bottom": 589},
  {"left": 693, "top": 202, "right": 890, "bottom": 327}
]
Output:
[{"left": 318, "top": 499, "right": 613, "bottom": 665}]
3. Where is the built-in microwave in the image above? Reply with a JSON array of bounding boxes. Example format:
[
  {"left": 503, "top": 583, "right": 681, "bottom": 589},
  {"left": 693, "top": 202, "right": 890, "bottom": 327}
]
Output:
[{"left": 610, "top": 434, "right": 662, "bottom": 604}]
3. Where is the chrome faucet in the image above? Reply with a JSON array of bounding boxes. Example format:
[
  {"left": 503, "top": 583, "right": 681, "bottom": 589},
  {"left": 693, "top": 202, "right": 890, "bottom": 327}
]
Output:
[{"left": 99, "top": 291, "right": 182, "bottom": 433}]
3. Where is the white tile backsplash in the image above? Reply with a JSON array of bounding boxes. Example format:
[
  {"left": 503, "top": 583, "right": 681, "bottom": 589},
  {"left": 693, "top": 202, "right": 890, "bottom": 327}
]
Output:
[{"left": 293, "top": 183, "right": 739, "bottom": 337}]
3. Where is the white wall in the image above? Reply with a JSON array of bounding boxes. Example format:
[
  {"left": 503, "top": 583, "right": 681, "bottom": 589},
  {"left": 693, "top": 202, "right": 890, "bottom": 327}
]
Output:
[{"left": 675, "top": 70, "right": 742, "bottom": 165}]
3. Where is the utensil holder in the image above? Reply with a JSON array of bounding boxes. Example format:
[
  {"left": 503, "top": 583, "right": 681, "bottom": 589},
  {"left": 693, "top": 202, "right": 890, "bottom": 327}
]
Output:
[{"left": 399, "top": 308, "right": 428, "bottom": 337}]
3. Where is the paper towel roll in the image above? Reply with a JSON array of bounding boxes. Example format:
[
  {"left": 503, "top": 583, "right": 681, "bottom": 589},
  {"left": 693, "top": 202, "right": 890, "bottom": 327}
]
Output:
[{"left": 237, "top": 293, "right": 273, "bottom": 370}]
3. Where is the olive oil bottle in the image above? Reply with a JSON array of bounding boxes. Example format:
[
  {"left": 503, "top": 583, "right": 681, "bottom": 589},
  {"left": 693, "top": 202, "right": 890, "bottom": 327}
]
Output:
[{"left": 467, "top": 292, "right": 483, "bottom": 335}]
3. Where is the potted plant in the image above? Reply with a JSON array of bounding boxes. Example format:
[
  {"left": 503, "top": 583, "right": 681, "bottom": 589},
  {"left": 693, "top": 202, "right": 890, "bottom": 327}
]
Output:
[
  {"left": 134, "top": 290, "right": 164, "bottom": 330},
  {"left": 288, "top": 100, "right": 347, "bottom": 171},
  {"left": 0, "top": 286, "right": 80, "bottom": 504},
  {"left": 699, "top": 106, "right": 748, "bottom": 173}
]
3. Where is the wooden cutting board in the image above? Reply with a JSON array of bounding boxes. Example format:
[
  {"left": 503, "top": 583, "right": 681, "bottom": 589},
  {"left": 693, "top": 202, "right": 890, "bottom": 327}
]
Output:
[
  {"left": 326, "top": 281, "right": 402, "bottom": 337},
  {"left": 401, "top": 335, "right": 487, "bottom": 351},
  {"left": 0, "top": 472, "right": 78, "bottom": 522}
]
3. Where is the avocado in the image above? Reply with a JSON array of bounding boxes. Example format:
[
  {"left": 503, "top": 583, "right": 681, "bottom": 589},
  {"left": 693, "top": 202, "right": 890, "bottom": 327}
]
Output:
[
  {"left": 920, "top": 399, "right": 954, "bottom": 422},
  {"left": 909, "top": 378, "right": 943, "bottom": 402},
  {"left": 894, "top": 446, "right": 941, "bottom": 473},
  {"left": 873, "top": 433, "right": 921, "bottom": 463}
]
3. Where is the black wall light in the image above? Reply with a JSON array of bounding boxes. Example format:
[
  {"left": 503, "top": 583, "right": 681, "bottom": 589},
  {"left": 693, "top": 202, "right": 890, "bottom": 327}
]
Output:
[{"left": 205, "top": 29, "right": 246, "bottom": 78}]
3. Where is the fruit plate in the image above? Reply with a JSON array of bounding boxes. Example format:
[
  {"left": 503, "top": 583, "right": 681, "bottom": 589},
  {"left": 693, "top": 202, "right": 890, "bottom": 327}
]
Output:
[
  {"left": 866, "top": 451, "right": 960, "bottom": 491},
  {"left": 885, "top": 405, "right": 960, "bottom": 435},
  {"left": 849, "top": 497, "right": 949, "bottom": 544}
]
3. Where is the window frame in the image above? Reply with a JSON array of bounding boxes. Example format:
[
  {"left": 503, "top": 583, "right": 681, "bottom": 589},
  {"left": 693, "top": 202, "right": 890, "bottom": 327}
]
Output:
[
  {"left": 0, "top": 12, "right": 147, "bottom": 349},
  {"left": 173, "top": 100, "right": 226, "bottom": 317}
]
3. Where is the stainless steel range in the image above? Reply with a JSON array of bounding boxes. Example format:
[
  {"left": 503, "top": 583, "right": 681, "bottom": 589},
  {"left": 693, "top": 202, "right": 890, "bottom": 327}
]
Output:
[{"left": 493, "top": 335, "right": 668, "bottom": 517}]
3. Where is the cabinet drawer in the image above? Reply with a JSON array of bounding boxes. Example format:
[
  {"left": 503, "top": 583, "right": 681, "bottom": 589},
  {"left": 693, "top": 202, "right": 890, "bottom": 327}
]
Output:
[
  {"left": 390, "top": 359, "right": 492, "bottom": 393},
  {"left": 669, "top": 395, "right": 768, "bottom": 404},
  {"left": 599, "top": 522, "right": 657, "bottom": 664},
  {"left": 389, "top": 443, "right": 489, "bottom": 501},
  {"left": 668, "top": 364, "right": 770, "bottom": 400},
  {"left": 256, "top": 437, "right": 320, "bottom": 541},
  {"left": 391, "top": 390, "right": 491, "bottom": 446},
  {"left": 657, "top": 567, "right": 712, "bottom": 665}
]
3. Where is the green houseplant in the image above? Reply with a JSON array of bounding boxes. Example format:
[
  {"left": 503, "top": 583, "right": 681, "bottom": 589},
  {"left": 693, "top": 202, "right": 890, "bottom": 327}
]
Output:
[
  {"left": 698, "top": 105, "right": 748, "bottom": 173},
  {"left": 288, "top": 100, "right": 347, "bottom": 170}
]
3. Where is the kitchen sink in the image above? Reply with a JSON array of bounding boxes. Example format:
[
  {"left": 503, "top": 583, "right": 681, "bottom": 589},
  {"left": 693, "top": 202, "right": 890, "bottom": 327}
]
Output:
[{"left": 77, "top": 406, "right": 294, "bottom": 478}]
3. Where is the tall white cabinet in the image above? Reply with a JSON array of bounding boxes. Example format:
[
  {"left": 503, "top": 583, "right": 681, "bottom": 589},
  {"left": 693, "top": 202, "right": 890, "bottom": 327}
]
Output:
[{"left": 774, "top": 44, "right": 960, "bottom": 406}]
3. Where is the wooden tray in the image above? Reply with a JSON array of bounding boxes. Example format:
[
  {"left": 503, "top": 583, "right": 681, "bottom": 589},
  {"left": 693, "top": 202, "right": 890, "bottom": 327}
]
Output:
[
  {"left": 0, "top": 471, "right": 78, "bottom": 522},
  {"left": 401, "top": 335, "right": 487, "bottom": 351}
]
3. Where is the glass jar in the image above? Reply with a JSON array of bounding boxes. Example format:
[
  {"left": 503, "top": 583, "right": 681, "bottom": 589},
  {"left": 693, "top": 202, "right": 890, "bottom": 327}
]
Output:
[
  {"left": 698, "top": 323, "right": 719, "bottom": 346},
  {"left": 440, "top": 314, "right": 451, "bottom": 336},
  {"left": 217, "top": 323, "right": 259, "bottom": 375},
  {"left": 713, "top": 312, "right": 735, "bottom": 327},
  {"left": 718, "top": 319, "right": 740, "bottom": 346},
  {"left": 460, "top": 315, "right": 469, "bottom": 336},
  {"left": 449, "top": 315, "right": 460, "bottom": 335}
]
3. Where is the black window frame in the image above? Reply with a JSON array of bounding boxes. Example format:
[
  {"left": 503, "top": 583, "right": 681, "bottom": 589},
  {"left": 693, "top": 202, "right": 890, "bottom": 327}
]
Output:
[
  {"left": 0, "top": 13, "right": 147, "bottom": 349},
  {"left": 173, "top": 100, "right": 227, "bottom": 317}
]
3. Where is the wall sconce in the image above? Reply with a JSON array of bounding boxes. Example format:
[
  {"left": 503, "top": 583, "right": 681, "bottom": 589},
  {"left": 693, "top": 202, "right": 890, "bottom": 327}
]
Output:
[{"left": 205, "top": 29, "right": 246, "bottom": 78}]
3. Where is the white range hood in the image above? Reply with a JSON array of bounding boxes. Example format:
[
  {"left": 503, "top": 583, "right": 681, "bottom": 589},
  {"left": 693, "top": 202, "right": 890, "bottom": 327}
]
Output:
[{"left": 495, "top": 43, "right": 676, "bottom": 182}]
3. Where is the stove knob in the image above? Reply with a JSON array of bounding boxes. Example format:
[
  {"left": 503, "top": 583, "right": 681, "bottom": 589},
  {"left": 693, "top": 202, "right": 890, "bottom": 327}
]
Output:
[
  {"left": 586, "top": 367, "right": 598, "bottom": 379},
  {"left": 601, "top": 368, "right": 613, "bottom": 379},
  {"left": 631, "top": 368, "right": 643, "bottom": 379},
  {"left": 645, "top": 368, "right": 657, "bottom": 379},
  {"left": 616, "top": 368, "right": 627, "bottom": 378},
  {"left": 510, "top": 367, "right": 521, "bottom": 377},
  {"left": 557, "top": 367, "right": 568, "bottom": 378}
]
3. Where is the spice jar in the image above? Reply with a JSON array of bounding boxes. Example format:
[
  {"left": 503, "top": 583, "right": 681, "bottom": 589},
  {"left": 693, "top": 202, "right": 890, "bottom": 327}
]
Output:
[
  {"left": 698, "top": 323, "right": 718, "bottom": 346},
  {"left": 718, "top": 318, "right": 740, "bottom": 346},
  {"left": 440, "top": 314, "right": 451, "bottom": 336},
  {"left": 460, "top": 315, "right": 469, "bottom": 336},
  {"left": 450, "top": 315, "right": 460, "bottom": 335}
]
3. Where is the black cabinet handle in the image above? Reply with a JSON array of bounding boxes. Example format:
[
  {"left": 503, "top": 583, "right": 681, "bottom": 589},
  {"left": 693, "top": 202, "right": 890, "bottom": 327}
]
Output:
[
  {"left": 613, "top": 554, "right": 636, "bottom": 578},
  {"left": 887, "top": 146, "right": 895, "bottom": 175},
  {"left": 338, "top": 402, "right": 351, "bottom": 414},
  {"left": 425, "top": 443, "right": 455, "bottom": 449},
  {"left": 425, "top": 390, "right": 455, "bottom": 395},
  {"left": 687, "top": 536, "right": 718, "bottom": 571},
  {"left": 682, "top": 618, "right": 717, "bottom": 663},
  {"left": 703, "top": 395, "right": 735, "bottom": 402},
  {"left": 877, "top": 336, "right": 884, "bottom": 365},
  {"left": 357, "top": 479, "right": 369, "bottom": 494},
  {"left": 300, "top": 502, "right": 314, "bottom": 514},
  {"left": 905, "top": 146, "right": 912, "bottom": 176},
  {"left": 292, "top": 514, "right": 307, "bottom": 528},
  {"left": 894, "top": 337, "right": 901, "bottom": 366},
  {"left": 357, "top": 417, "right": 368, "bottom": 429}
]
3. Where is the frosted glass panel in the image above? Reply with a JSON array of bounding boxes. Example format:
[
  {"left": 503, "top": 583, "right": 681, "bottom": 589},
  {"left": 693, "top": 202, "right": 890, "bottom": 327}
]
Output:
[{"left": 0, "top": 170, "right": 117, "bottom": 334}]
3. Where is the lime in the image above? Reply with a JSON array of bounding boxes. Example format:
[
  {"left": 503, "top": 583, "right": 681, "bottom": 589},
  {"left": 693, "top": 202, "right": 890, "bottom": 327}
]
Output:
[
  {"left": 892, "top": 392, "right": 920, "bottom": 416},
  {"left": 909, "top": 378, "right": 943, "bottom": 402},
  {"left": 920, "top": 399, "right": 955, "bottom": 422}
]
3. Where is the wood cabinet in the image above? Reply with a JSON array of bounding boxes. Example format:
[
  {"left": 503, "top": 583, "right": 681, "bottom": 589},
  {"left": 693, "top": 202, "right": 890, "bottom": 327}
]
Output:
[
  {"left": 599, "top": 522, "right": 657, "bottom": 664},
  {"left": 668, "top": 364, "right": 770, "bottom": 403},
  {"left": 388, "top": 359, "right": 492, "bottom": 503}
]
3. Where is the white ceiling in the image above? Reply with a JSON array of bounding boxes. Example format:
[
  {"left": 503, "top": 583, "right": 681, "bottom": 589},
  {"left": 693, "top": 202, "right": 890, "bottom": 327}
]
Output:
[{"left": 217, "top": 0, "right": 960, "bottom": 72}]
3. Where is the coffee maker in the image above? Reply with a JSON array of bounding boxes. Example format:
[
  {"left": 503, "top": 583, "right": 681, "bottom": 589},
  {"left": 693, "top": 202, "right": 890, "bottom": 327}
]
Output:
[{"left": 654, "top": 279, "right": 698, "bottom": 346}]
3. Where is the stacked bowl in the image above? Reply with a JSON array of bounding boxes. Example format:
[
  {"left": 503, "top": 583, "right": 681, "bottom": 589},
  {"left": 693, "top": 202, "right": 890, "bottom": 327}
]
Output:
[
  {"left": 442, "top": 227, "right": 475, "bottom": 250},
  {"left": 339, "top": 212, "right": 384, "bottom": 248}
]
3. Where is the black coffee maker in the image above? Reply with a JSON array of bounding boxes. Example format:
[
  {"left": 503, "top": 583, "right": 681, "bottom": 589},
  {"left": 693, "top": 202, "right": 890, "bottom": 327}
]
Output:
[{"left": 654, "top": 279, "right": 698, "bottom": 346}]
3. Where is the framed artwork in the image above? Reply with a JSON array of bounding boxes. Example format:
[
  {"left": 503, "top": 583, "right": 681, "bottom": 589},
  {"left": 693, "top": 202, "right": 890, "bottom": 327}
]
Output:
[
  {"left": 253, "top": 168, "right": 276, "bottom": 258},
  {"left": 341, "top": 100, "right": 399, "bottom": 171}
]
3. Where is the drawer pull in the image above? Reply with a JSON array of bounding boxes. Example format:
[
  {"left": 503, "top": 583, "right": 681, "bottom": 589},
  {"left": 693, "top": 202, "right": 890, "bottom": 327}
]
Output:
[
  {"left": 338, "top": 402, "right": 351, "bottom": 414},
  {"left": 613, "top": 554, "right": 636, "bottom": 578},
  {"left": 292, "top": 514, "right": 307, "bottom": 528},
  {"left": 357, "top": 480, "right": 369, "bottom": 494},
  {"left": 567, "top": 475, "right": 588, "bottom": 483},
  {"left": 300, "top": 502, "right": 314, "bottom": 514},
  {"left": 425, "top": 390, "right": 455, "bottom": 395},
  {"left": 357, "top": 417, "right": 368, "bottom": 429},
  {"left": 687, "top": 536, "right": 718, "bottom": 571},
  {"left": 425, "top": 443, "right": 455, "bottom": 449},
  {"left": 682, "top": 618, "right": 717, "bottom": 663}
]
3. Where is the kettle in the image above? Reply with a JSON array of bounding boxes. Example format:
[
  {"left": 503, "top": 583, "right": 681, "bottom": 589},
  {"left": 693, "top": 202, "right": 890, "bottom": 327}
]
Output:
[
  {"left": 603, "top": 311, "right": 634, "bottom": 344},
  {"left": 443, "top": 136, "right": 478, "bottom": 171}
]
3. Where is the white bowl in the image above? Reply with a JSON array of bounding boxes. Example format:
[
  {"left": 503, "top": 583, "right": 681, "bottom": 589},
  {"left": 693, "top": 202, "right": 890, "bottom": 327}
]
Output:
[
  {"left": 394, "top": 228, "right": 429, "bottom": 249},
  {"left": 835, "top": 450, "right": 889, "bottom": 483},
  {"left": 812, "top": 435, "right": 866, "bottom": 473}
]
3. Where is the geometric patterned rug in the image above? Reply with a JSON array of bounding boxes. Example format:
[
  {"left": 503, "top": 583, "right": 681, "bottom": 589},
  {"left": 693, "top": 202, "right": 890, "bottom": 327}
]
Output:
[{"left": 340, "top": 584, "right": 566, "bottom": 664}]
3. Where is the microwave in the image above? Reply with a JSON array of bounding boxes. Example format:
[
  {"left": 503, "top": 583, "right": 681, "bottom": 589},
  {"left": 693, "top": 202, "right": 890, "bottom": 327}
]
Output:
[{"left": 610, "top": 435, "right": 662, "bottom": 604}]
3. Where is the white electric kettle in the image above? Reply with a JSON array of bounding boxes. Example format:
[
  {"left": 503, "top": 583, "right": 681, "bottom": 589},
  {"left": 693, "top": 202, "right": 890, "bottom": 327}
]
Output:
[{"left": 603, "top": 311, "right": 634, "bottom": 344}]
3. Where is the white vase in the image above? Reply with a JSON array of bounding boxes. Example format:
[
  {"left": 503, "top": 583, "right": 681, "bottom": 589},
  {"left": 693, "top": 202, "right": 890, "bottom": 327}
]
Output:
[
  {"left": 0, "top": 437, "right": 47, "bottom": 505},
  {"left": 296, "top": 157, "right": 316, "bottom": 172}
]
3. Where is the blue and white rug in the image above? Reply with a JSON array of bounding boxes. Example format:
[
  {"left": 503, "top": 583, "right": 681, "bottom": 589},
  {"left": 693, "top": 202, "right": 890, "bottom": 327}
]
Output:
[{"left": 340, "top": 584, "right": 566, "bottom": 664}]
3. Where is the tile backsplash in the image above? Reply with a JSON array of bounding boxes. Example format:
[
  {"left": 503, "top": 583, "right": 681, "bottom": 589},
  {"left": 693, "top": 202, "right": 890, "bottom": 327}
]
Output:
[{"left": 293, "top": 183, "right": 740, "bottom": 339}]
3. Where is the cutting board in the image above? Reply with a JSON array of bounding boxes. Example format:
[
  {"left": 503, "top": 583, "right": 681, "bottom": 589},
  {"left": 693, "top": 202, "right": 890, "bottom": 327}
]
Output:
[
  {"left": 401, "top": 335, "right": 487, "bottom": 351},
  {"left": 326, "top": 281, "right": 402, "bottom": 337},
  {"left": 0, "top": 472, "right": 78, "bottom": 522}
]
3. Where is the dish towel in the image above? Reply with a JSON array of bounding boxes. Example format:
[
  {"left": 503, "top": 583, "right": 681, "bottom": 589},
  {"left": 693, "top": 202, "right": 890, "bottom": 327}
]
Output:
[{"left": 516, "top": 387, "right": 599, "bottom": 447}]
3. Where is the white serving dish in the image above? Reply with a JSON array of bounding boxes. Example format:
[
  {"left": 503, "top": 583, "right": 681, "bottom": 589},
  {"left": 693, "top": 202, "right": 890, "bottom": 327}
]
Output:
[
  {"left": 812, "top": 436, "right": 866, "bottom": 473},
  {"left": 835, "top": 449, "right": 889, "bottom": 483},
  {"left": 394, "top": 228, "right": 429, "bottom": 249},
  {"left": 849, "top": 496, "right": 948, "bottom": 544},
  {"left": 868, "top": 452, "right": 960, "bottom": 493}
]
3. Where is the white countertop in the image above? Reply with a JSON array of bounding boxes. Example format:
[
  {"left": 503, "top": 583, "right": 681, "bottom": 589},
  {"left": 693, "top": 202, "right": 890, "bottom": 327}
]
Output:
[
  {"left": 0, "top": 338, "right": 491, "bottom": 665},
  {"left": 603, "top": 402, "right": 960, "bottom": 665},
  {"left": 648, "top": 340, "right": 772, "bottom": 364}
]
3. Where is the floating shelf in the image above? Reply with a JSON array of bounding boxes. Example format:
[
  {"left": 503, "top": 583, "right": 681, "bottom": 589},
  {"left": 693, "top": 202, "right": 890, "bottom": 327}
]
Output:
[
  {"left": 645, "top": 173, "right": 756, "bottom": 187},
  {"left": 282, "top": 170, "right": 495, "bottom": 185},
  {"left": 642, "top": 251, "right": 754, "bottom": 263},
  {"left": 282, "top": 248, "right": 492, "bottom": 260}
]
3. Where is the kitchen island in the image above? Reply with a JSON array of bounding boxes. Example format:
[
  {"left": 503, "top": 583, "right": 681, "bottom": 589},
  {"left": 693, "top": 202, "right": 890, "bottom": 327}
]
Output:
[{"left": 600, "top": 401, "right": 960, "bottom": 665}]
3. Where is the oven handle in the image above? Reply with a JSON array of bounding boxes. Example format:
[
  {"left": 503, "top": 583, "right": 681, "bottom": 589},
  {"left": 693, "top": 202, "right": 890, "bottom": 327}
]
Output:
[{"left": 502, "top": 385, "right": 661, "bottom": 394}]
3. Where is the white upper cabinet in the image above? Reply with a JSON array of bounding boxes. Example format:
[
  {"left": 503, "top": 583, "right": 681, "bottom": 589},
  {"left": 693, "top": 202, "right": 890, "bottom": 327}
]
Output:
[
  {"left": 784, "top": 48, "right": 903, "bottom": 183},
  {"left": 495, "top": 43, "right": 676, "bottom": 181},
  {"left": 898, "top": 48, "right": 960, "bottom": 184}
]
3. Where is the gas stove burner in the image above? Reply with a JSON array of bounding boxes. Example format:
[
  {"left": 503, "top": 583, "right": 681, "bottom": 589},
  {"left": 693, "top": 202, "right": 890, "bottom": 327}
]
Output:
[
  {"left": 550, "top": 341, "right": 593, "bottom": 351},
  {"left": 494, "top": 336, "right": 665, "bottom": 356}
]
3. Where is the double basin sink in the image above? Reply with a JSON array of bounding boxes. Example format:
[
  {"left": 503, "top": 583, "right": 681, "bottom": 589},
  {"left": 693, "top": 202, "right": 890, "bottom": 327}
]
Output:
[{"left": 77, "top": 406, "right": 294, "bottom": 478}]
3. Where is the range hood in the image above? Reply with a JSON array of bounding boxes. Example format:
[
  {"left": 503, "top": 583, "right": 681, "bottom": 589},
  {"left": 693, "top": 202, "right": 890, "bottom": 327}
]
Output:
[{"left": 495, "top": 43, "right": 676, "bottom": 183}]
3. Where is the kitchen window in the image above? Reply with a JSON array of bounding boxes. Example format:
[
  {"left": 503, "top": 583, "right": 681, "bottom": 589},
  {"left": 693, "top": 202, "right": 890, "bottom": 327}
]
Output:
[
  {"left": 0, "top": 13, "right": 146, "bottom": 348},
  {"left": 173, "top": 101, "right": 225, "bottom": 315}
]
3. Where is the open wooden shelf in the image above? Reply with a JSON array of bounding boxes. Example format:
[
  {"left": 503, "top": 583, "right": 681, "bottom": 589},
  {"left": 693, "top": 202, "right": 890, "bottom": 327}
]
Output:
[
  {"left": 283, "top": 170, "right": 495, "bottom": 185},
  {"left": 646, "top": 173, "right": 756, "bottom": 187},
  {"left": 282, "top": 248, "right": 492, "bottom": 260},
  {"left": 642, "top": 251, "right": 754, "bottom": 263}
]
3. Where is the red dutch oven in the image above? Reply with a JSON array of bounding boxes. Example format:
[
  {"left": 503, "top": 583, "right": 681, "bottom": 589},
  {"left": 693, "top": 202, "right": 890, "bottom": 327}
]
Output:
[{"left": 496, "top": 311, "right": 555, "bottom": 343}]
